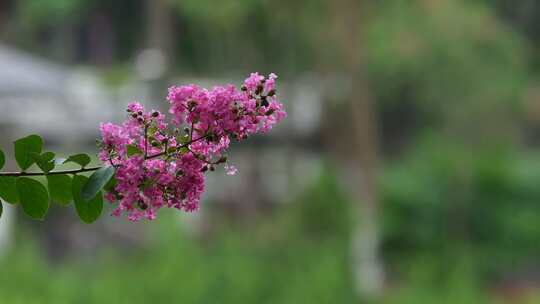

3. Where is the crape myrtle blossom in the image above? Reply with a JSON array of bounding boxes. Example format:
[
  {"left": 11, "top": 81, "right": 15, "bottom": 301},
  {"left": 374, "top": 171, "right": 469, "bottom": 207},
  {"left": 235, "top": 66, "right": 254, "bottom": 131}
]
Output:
[{"left": 98, "top": 73, "right": 286, "bottom": 221}]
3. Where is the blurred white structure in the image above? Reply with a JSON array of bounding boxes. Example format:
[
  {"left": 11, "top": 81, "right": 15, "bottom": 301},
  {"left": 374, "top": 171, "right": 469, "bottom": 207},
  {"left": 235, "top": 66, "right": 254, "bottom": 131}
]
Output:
[
  {"left": 0, "top": 44, "right": 118, "bottom": 256},
  {"left": 0, "top": 45, "right": 326, "bottom": 254},
  {"left": 0, "top": 203, "right": 13, "bottom": 256},
  {"left": 0, "top": 44, "right": 120, "bottom": 144}
]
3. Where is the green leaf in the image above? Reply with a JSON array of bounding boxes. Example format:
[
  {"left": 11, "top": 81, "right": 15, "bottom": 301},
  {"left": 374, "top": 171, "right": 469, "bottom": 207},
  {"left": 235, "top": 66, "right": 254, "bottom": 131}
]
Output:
[
  {"left": 147, "top": 126, "right": 158, "bottom": 135},
  {"left": 0, "top": 149, "right": 5, "bottom": 170},
  {"left": 29, "top": 152, "right": 40, "bottom": 161},
  {"left": 42, "top": 152, "right": 55, "bottom": 162},
  {"left": 72, "top": 175, "right": 103, "bottom": 223},
  {"left": 47, "top": 174, "right": 73, "bottom": 205},
  {"left": 0, "top": 176, "right": 19, "bottom": 204},
  {"left": 30, "top": 151, "right": 56, "bottom": 173},
  {"left": 63, "top": 153, "right": 91, "bottom": 168},
  {"left": 40, "top": 162, "right": 55, "bottom": 173},
  {"left": 14, "top": 134, "right": 43, "bottom": 170},
  {"left": 82, "top": 166, "right": 115, "bottom": 201},
  {"left": 126, "top": 144, "right": 143, "bottom": 157},
  {"left": 103, "top": 175, "right": 117, "bottom": 192},
  {"left": 178, "top": 134, "right": 190, "bottom": 144},
  {"left": 17, "top": 177, "right": 49, "bottom": 220}
]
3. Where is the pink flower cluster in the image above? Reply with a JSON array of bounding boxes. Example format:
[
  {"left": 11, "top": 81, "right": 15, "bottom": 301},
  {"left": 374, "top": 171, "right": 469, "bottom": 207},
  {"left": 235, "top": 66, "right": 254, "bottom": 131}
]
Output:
[{"left": 99, "top": 73, "right": 286, "bottom": 221}]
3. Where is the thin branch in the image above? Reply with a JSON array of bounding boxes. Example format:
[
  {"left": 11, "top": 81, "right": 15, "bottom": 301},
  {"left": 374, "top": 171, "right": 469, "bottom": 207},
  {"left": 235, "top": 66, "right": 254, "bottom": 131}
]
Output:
[
  {"left": 0, "top": 130, "right": 209, "bottom": 177},
  {"left": 144, "top": 124, "right": 149, "bottom": 158},
  {"left": 0, "top": 166, "right": 102, "bottom": 177},
  {"left": 184, "top": 145, "right": 217, "bottom": 166},
  {"left": 145, "top": 134, "right": 208, "bottom": 160}
]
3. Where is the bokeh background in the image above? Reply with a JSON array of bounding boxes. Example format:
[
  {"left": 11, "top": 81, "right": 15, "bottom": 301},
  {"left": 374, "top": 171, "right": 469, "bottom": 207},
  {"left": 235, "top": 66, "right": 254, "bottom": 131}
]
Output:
[{"left": 0, "top": 0, "right": 540, "bottom": 303}]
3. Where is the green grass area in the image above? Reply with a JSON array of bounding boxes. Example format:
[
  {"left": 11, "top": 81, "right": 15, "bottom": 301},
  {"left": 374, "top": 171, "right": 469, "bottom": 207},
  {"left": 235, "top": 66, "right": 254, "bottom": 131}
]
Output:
[{"left": 2, "top": 162, "right": 540, "bottom": 304}]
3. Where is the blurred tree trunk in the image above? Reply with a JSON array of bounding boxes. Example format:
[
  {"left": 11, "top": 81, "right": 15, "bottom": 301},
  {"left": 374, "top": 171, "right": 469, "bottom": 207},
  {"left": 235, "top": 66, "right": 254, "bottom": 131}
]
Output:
[
  {"left": 346, "top": 71, "right": 384, "bottom": 299},
  {"left": 144, "top": 0, "right": 174, "bottom": 107},
  {"left": 327, "top": 0, "right": 384, "bottom": 298},
  {"left": 146, "top": 0, "right": 173, "bottom": 61},
  {"left": 87, "top": 12, "right": 114, "bottom": 66}
]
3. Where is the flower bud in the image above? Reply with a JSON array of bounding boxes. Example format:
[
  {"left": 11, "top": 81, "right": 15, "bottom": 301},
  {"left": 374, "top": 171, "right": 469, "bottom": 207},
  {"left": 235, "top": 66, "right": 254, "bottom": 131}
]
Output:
[
  {"left": 209, "top": 165, "right": 215, "bottom": 171},
  {"left": 152, "top": 111, "right": 159, "bottom": 117},
  {"left": 201, "top": 166, "right": 208, "bottom": 172},
  {"left": 261, "top": 97, "right": 269, "bottom": 107},
  {"left": 137, "top": 111, "right": 143, "bottom": 115},
  {"left": 241, "top": 85, "right": 247, "bottom": 91},
  {"left": 267, "top": 89, "right": 276, "bottom": 97},
  {"left": 131, "top": 113, "right": 138, "bottom": 118},
  {"left": 265, "top": 109, "right": 275, "bottom": 116},
  {"left": 195, "top": 154, "right": 205, "bottom": 160},
  {"left": 205, "top": 132, "right": 217, "bottom": 142},
  {"left": 255, "top": 84, "right": 263, "bottom": 95},
  {"left": 138, "top": 201, "right": 148, "bottom": 210},
  {"left": 188, "top": 100, "right": 197, "bottom": 110},
  {"left": 217, "top": 156, "right": 227, "bottom": 164}
]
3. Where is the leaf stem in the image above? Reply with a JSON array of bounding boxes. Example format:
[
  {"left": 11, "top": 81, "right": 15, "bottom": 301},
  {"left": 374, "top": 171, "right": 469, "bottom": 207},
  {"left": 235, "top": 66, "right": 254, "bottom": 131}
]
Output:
[
  {"left": 0, "top": 131, "right": 209, "bottom": 177},
  {"left": 0, "top": 166, "right": 102, "bottom": 177}
]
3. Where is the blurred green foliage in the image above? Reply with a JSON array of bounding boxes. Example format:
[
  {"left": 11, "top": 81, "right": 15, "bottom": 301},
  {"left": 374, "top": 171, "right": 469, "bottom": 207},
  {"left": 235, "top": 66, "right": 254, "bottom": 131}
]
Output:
[
  {"left": 170, "top": 0, "right": 260, "bottom": 30},
  {"left": 3, "top": 0, "right": 540, "bottom": 302},
  {"left": 16, "top": 0, "right": 89, "bottom": 26},
  {"left": 382, "top": 137, "right": 540, "bottom": 275},
  {"left": 367, "top": 0, "right": 528, "bottom": 143},
  {"left": 0, "top": 174, "right": 357, "bottom": 304},
  {"left": 3, "top": 160, "right": 540, "bottom": 302}
]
